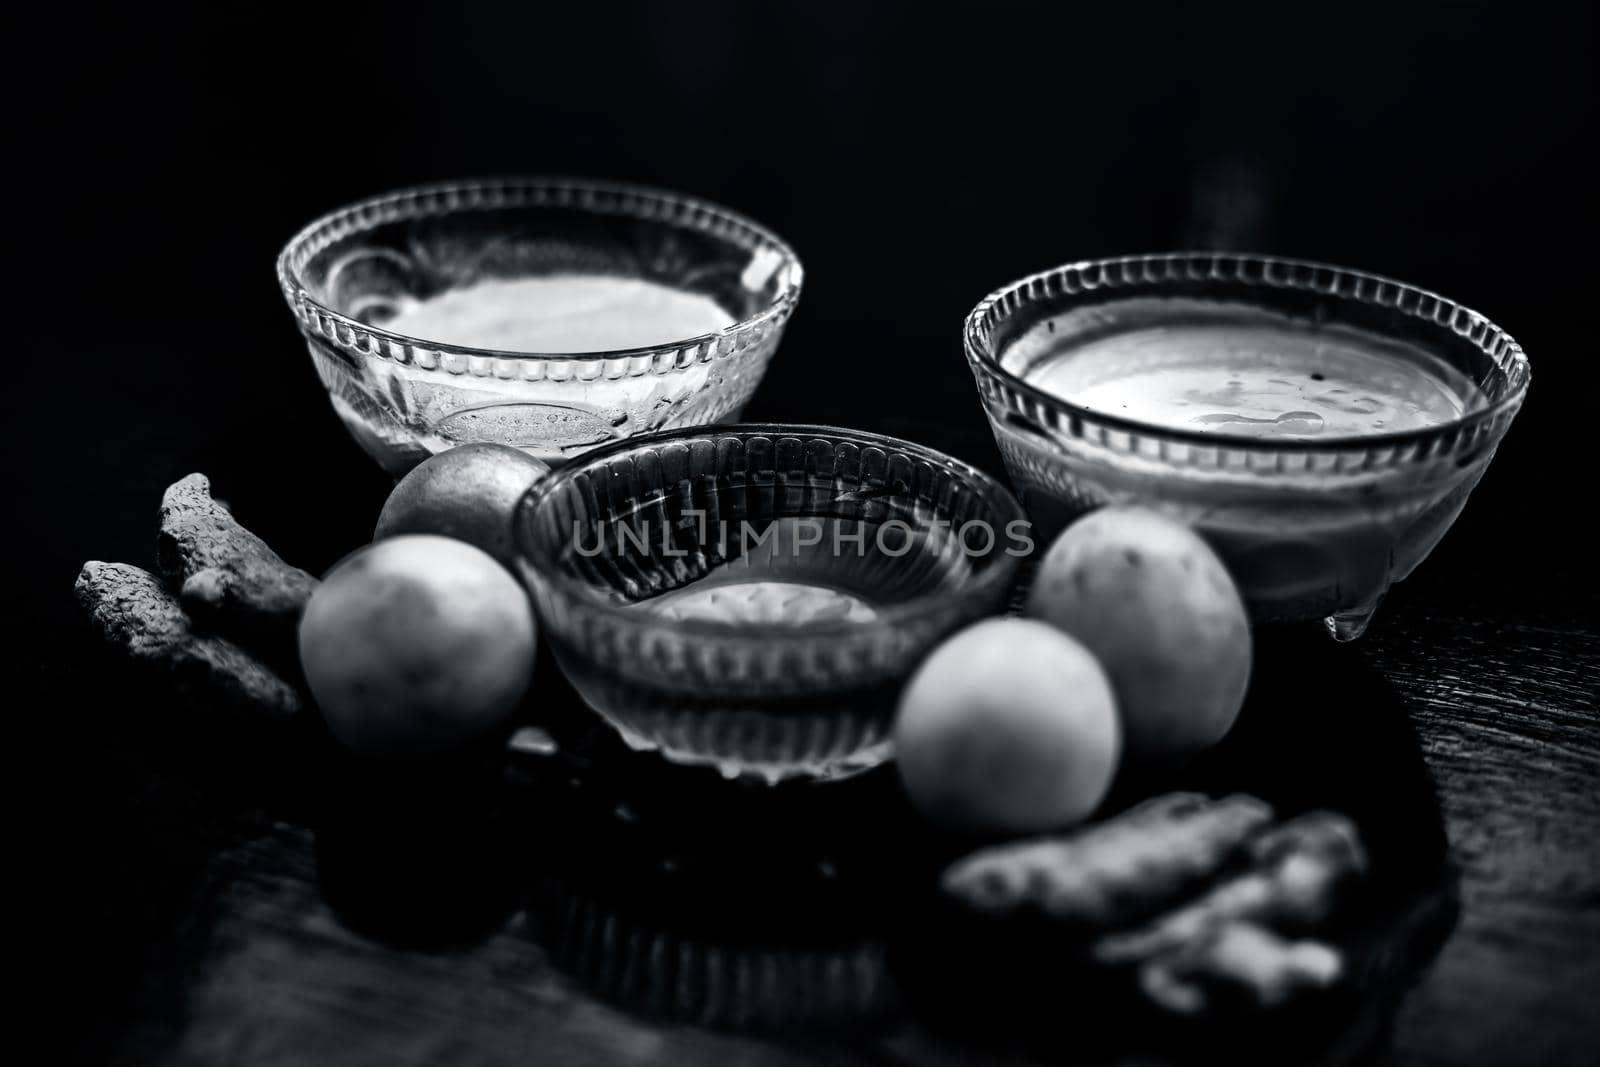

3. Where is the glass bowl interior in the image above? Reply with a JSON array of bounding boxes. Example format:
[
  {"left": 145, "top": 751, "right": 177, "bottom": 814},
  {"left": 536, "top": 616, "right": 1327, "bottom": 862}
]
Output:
[
  {"left": 280, "top": 179, "right": 801, "bottom": 351},
  {"left": 970, "top": 255, "right": 1528, "bottom": 451},
  {"left": 963, "top": 253, "right": 1529, "bottom": 637},
  {"left": 277, "top": 179, "right": 803, "bottom": 473},
  {"left": 512, "top": 423, "right": 1025, "bottom": 780},
  {"left": 516, "top": 424, "right": 1024, "bottom": 660}
]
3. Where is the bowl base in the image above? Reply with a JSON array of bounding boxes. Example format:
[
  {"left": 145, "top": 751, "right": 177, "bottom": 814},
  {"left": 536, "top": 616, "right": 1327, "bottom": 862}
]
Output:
[
  {"left": 1326, "top": 592, "right": 1387, "bottom": 642},
  {"left": 608, "top": 715, "right": 894, "bottom": 785}
]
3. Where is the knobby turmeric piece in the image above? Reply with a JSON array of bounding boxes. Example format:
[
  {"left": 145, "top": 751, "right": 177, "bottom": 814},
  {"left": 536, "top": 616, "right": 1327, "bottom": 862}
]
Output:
[
  {"left": 1093, "top": 809, "right": 1368, "bottom": 965},
  {"left": 156, "top": 473, "right": 317, "bottom": 642},
  {"left": 941, "top": 793, "right": 1274, "bottom": 925},
  {"left": 1137, "top": 920, "right": 1344, "bottom": 1016},
  {"left": 76, "top": 561, "right": 302, "bottom": 718}
]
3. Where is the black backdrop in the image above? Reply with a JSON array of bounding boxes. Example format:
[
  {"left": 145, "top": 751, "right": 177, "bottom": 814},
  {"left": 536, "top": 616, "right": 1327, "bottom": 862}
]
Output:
[
  {"left": 28, "top": 1, "right": 1593, "bottom": 585},
  {"left": 21, "top": 2, "right": 1596, "bottom": 1059}
]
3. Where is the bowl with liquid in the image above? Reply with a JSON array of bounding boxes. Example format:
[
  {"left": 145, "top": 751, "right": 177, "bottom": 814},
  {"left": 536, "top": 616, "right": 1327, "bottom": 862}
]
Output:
[
  {"left": 964, "top": 253, "right": 1529, "bottom": 638},
  {"left": 512, "top": 424, "right": 1026, "bottom": 782},
  {"left": 277, "top": 179, "right": 803, "bottom": 475}
]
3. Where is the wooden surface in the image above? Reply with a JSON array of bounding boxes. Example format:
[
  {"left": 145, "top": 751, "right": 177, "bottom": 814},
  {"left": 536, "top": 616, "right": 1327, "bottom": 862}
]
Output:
[
  {"left": 28, "top": 338, "right": 1599, "bottom": 1067},
  {"left": 38, "top": 452, "right": 1598, "bottom": 1065},
  {"left": 26, "top": 8, "right": 1596, "bottom": 1062},
  {"left": 29, "top": 301, "right": 1598, "bottom": 1067},
  {"left": 1362, "top": 597, "right": 1600, "bottom": 1067}
]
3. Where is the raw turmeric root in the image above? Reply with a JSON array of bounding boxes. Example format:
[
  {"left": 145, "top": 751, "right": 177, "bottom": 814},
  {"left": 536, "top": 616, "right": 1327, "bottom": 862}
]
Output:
[
  {"left": 941, "top": 793, "right": 1274, "bottom": 925},
  {"left": 156, "top": 473, "right": 317, "bottom": 643},
  {"left": 76, "top": 561, "right": 302, "bottom": 718},
  {"left": 1093, "top": 809, "right": 1369, "bottom": 965},
  {"left": 1138, "top": 920, "right": 1344, "bottom": 1016}
]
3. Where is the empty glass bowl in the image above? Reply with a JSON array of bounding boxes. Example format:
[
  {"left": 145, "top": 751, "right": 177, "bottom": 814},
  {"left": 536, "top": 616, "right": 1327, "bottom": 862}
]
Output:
[
  {"left": 512, "top": 425, "right": 1026, "bottom": 781},
  {"left": 964, "top": 254, "right": 1529, "bottom": 639},
  {"left": 277, "top": 179, "right": 803, "bottom": 474}
]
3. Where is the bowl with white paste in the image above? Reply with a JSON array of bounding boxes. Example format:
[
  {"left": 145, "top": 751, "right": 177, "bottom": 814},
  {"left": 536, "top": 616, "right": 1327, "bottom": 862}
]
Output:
[
  {"left": 964, "top": 253, "right": 1530, "bottom": 638},
  {"left": 513, "top": 424, "right": 1026, "bottom": 782},
  {"left": 278, "top": 179, "right": 803, "bottom": 475}
]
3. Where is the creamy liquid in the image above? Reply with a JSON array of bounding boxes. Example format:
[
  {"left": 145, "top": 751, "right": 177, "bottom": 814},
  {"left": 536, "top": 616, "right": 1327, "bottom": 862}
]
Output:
[
  {"left": 1016, "top": 307, "right": 1482, "bottom": 438},
  {"left": 647, "top": 580, "right": 880, "bottom": 625},
  {"left": 384, "top": 275, "right": 735, "bottom": 352},
  {"left": 628, "top": 518, "right": 894, "bottom": 625}
]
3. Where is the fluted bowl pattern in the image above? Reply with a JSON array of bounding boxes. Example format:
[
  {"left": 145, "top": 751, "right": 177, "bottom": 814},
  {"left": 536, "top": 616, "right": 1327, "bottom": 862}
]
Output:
[
  {"left": 513, "top": 425, "right": 1025, "bottom": 780},
  {"left": 278, "top": 178, "right": 803, "bottom": 474},
  {"left": 963, "top": 253, "right": 1529, "bottom": 638}
]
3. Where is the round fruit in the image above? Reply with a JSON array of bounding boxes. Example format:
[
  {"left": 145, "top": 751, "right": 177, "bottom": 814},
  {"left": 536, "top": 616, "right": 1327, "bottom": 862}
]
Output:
[
  {"left": 299, "top": 535, "right": 536, "bottom": 757},
  {"left": 894, "top": 618, "right": 1121, "bottom": 835},
  {"left": 374, "top": 443, "right": 550, "bottom": 570},
  {"left": 1025, "top": 507, "right": 1251, "bottom": 764}
]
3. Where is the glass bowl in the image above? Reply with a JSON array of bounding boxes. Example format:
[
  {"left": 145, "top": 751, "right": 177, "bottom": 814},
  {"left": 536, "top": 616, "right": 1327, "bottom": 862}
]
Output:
[
  {"left": 277, "top": 178, "right": 803, "bottom": 475},
  {"left": 964, "top": 253, "right": 1530, "bottom": 639},
  {"left": 512, "top": 424, "right": 1026, "bottom": 782}
]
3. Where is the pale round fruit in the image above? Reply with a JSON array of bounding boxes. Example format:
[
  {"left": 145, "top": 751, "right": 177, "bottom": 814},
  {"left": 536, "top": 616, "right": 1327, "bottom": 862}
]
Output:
[
  {"left": 375, "top": 443, "right": 550, "bottom": 570},
  {"left": 299, "top": 535, "right": 536, "bottom": 757},
  {"left": 894, "top": 618, "right": 1121, "bottom": 835},
  {"left": 1025, "top": 507, "right": 1251, "bottom": 764}
]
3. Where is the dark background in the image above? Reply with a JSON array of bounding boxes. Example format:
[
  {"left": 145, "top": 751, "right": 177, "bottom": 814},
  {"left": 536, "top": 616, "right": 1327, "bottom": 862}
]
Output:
[
  {"left": 23, "top": 2, "right": 1596, "bottom": 1065},
  {"left": 26, "top": 1, "right": 1595, "bottom": 572}
]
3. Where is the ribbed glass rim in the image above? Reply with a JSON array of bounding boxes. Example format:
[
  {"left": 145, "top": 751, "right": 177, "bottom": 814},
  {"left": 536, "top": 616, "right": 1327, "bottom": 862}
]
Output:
[
  {"left": 276, "top": 176, "right": 804, "bottom": 363},
  {"left": 964, "top": 252, "right": 1531, "bottom": 454},
  {"left": 514, "top": 423, "right": 1026, "bottom": 640}
]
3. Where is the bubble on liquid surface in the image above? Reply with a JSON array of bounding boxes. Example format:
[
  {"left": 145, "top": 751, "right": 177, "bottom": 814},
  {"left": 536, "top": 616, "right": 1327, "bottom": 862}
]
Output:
[
  {"left": 1193, "top": 409, "right": 1326, "bottom": 436},
  {"left": 1009, "top": 303, "right": 1483, "bottom": 439}
]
